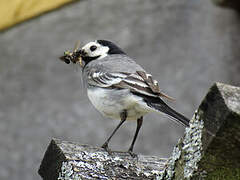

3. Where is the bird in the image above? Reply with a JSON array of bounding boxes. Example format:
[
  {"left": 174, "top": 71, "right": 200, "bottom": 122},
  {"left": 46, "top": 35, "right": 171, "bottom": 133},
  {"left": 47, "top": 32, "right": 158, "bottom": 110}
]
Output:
[{"left": 60, "top": 40, "right": 189, "bottom": 156}]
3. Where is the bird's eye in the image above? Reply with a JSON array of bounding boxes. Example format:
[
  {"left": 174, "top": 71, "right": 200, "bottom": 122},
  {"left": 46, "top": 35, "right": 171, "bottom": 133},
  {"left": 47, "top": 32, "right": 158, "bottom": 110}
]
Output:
[{"left": 90, "top": 45, "right": 97, "bottom": 52}]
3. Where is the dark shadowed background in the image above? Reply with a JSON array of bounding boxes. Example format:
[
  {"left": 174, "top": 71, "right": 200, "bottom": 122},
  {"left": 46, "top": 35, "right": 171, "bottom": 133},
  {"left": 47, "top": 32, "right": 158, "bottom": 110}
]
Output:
[{"left": 1, "top": 0, "right": 240, "bottom": 179}]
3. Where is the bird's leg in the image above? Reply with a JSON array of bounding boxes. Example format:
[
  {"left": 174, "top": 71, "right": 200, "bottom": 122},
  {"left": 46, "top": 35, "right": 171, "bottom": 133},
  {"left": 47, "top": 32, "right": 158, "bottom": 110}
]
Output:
[
  {"left": 101, "top": 110, "right": 127, "bottom": 154},
  {"left": 128, "top": 116, "right": 143, "bottom": 157}
]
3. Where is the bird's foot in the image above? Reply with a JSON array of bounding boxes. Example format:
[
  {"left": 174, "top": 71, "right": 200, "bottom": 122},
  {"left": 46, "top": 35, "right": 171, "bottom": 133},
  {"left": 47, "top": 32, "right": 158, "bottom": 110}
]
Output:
[
  {"left": 127, "top": 150, "right": 137, "bottom": 158},
  {"left": 101, "top": 143, "right": 112, "bottom": 155}
]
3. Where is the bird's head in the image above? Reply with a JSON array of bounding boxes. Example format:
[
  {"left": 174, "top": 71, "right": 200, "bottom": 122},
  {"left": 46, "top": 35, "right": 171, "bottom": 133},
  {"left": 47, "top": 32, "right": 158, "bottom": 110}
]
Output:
[
  {"left": 80, "top": 40, "right": 126, "bottom": 65},
  {"left": 60, "top": 40, "right": 126, "bottom": 67}
]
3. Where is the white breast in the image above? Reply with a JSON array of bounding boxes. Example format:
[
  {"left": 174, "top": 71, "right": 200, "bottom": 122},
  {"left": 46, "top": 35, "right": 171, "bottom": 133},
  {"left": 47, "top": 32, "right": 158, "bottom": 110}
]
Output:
[{"left": 87, "top": 87, "right": 152, "bottom": 120}]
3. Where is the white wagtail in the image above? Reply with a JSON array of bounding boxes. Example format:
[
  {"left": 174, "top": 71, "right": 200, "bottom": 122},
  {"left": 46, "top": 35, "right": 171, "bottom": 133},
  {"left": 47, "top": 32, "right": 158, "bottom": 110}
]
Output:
[{"left": 60, "top": 40, "right": 189, "bottom": 156}]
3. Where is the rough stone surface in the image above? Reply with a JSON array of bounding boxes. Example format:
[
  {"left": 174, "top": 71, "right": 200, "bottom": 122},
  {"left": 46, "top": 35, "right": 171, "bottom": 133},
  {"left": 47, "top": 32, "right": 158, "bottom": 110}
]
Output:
[
  {"left": 39, "top": 139, "right": 167, "bottom": 180},
  {"left": 162, "top": 83, "right": 240, "bottom": 180},
  {"left": 1, "top": 1, "right": 240, "bottom": 180}
]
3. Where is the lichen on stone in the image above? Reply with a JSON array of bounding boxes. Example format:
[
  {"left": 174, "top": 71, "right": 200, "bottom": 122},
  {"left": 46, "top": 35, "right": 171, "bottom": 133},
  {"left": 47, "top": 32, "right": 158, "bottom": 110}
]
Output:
[
  {"left": 58, "top": 160, "right": 109, "bottom": 180},
  {"left": 55, "top": 139, "right": 167, "bottom": 179},
  {"left": 57, "top": 150, "right": 166, "bottom": 179},
  {"left": 58, "top": 161, "right": 74, "bottom": 180},
  {"left": 163, "top": 143, "right": 182, "bottom": 180},
  {"left": 183, "top": 110, "right": 204, "bottom": 179}
]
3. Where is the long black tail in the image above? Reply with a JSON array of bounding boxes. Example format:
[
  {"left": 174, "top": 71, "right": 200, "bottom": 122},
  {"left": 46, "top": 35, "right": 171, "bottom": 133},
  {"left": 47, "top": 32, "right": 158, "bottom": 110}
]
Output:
[
  {"left": 147, "top": 100, "right": 189, "bottom": 127},
  {"left": 133, "top": 92, "right": 189, "bottom": 126}
]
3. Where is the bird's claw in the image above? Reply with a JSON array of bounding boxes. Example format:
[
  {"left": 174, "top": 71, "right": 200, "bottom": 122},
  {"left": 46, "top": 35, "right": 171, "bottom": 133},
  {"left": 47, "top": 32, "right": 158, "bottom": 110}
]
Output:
[
  {"left": 101, "top": 143, "right": 112, "bottom": 155},
  {"left": 127, "top": 150, "right": 137, "bottom": 158}
]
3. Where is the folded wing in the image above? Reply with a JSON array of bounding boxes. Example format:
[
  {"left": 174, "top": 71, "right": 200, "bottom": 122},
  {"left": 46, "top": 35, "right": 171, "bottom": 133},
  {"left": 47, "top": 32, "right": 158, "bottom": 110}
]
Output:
[{"left": 87, "top": 69, "right": 174, "bottom": 101}]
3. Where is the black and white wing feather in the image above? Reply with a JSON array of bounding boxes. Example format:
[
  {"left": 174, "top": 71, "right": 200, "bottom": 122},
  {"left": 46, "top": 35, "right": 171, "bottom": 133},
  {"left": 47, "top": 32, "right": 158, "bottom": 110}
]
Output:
[{"left": 87, "top": 69, "right": 174, "bottom": 99}]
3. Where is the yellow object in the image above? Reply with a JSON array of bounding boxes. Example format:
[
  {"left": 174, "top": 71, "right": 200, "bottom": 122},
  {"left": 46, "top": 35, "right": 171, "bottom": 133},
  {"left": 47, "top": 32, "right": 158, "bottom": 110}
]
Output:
[{"left": 0, "top": 0, "right": 77, "bottom": 31}]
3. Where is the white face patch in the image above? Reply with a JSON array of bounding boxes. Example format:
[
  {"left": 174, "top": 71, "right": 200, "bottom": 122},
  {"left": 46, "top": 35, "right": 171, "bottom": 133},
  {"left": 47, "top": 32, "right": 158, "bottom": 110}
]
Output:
[{"left": 81, "top": 41, "right": 109, "bottom": 60}]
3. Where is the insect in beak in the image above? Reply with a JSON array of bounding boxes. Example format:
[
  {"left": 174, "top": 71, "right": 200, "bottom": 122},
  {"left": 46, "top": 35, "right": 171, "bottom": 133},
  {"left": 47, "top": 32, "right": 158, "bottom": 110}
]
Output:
[
  {"left": 59, "top": 41, "right": 84, "bottom": 67},
  {"left": 59, "top": 51, "right": 72, "bottom": 64}
]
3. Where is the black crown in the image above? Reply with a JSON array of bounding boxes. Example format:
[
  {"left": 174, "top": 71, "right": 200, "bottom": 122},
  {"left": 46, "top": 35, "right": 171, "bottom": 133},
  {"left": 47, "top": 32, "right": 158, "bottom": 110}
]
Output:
[{"left": 97, "top": 40, "right": 126, "bottom": 55}]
